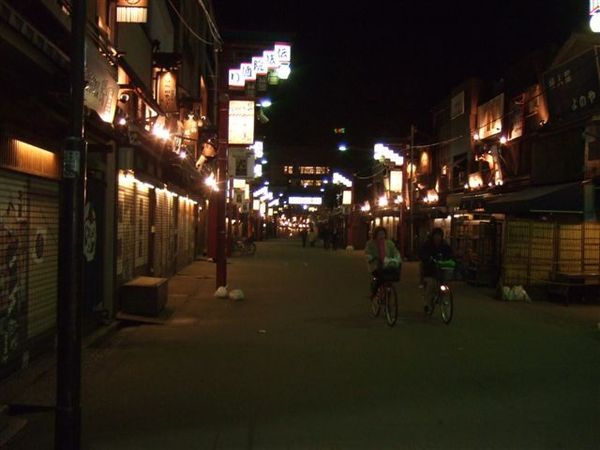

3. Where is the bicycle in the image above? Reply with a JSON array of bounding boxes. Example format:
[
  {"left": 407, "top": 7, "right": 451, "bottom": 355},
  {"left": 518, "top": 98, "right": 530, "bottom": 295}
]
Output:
[
  {"left": 370, "top": 268, "right": 400, "bottom": 327},
  {"left": 424, "top": 259, "right": 455, "bottom": 324},
  {"left": 232, "top": 237, "right": 256, "bottom": 256}
]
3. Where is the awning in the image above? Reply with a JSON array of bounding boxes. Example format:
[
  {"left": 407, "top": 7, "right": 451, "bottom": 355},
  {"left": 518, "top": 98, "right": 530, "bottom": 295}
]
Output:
[
  {"left": 485, "top": 182, "right": 582, "bottom": 214},
  {"left": 446, "top": 193, "right": 463, "bottom": 209}
]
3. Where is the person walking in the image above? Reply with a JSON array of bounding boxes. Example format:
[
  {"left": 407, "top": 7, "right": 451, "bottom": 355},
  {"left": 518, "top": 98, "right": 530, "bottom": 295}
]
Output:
[{"left": 300, "top": 227, "right": 308, "bottom": 247}]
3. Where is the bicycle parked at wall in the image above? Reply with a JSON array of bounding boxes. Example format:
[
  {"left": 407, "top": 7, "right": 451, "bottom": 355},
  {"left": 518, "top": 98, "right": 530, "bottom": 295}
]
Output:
[
  {"left": 424, "top": 258, "right": 455, "bottom": 324},
  {"left": 232, "top": 236, "right": 256, "bottom": 256}
]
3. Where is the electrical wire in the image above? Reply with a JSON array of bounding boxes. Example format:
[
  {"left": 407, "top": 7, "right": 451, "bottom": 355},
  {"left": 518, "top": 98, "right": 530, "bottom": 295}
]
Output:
[
  {"left": 166, "top": 0, "right": 214, "bottom": 45},
  {"left": 195, "top": 0, "right": 223, "bottom": 44},
  {"left": 412, "top": 135, "right": 464, "bottom": 149},
  {"left": 353, "top": 165, "right": 388, "bottom": 180}
]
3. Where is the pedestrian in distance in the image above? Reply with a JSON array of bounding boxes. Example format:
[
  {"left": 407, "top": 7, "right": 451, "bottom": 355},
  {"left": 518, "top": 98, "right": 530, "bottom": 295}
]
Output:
[
  {"left": 322, "top": 225, "right": 330, "bottom": 249},
  {"left": 308, "top": 224, "right": 317, "bottom": 247},
  {"left": 331, "top": 227, "right": 339, "bottom": 251},
  {"left": 300, "top": 227, "right": 308, "bottom": 247}
]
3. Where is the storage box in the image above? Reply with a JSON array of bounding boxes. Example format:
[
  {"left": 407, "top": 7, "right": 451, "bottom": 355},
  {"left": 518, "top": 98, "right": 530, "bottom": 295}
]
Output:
[{"left": 120, "top": 276, "right": 169, "bottom": 317}]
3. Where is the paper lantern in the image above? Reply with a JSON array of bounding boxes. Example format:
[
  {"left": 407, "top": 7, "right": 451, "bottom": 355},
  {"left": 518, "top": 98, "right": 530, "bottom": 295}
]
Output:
[{"left": 117, "top": 0, "right": 148, "bottom": 23}]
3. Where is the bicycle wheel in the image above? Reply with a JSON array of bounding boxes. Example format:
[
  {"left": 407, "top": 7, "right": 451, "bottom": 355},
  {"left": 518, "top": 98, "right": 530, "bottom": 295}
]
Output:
[
  {"left": 370, "top": 287, "right": 381, "bottom": 317},
  {"left": 247, "top": 242, "right": 257, "bottom": 256},
  {"left": 440, "top": 287, "right": 453, "bottom": 324},
  {"left": 385, "top": 285, "right": 398, "bottom": 327}
]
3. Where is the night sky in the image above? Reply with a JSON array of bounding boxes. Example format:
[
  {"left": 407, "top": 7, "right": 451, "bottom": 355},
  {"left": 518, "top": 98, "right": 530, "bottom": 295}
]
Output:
[{"left": 216, "top": 0, "right": 588, "bottom": 167}]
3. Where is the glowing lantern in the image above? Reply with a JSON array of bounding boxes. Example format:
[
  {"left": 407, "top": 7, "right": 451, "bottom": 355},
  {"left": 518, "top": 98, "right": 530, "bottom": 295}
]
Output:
[{"left": 116, "top": 0, "right": 148, "bottom": 23}]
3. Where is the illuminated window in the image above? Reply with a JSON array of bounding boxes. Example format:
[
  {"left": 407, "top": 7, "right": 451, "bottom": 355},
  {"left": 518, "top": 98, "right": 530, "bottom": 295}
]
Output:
[
  {"left": 299, "top": 180, "right": 322, "bottom": 187},
  {"left": 315, "top": 166, "right": 330, "bottom": 175},
  {"left": 283, "top": 165, "right": 294, "bottom": 174},
  {"left": 299, "top": 166, "right": 315, "bottom": 174}
]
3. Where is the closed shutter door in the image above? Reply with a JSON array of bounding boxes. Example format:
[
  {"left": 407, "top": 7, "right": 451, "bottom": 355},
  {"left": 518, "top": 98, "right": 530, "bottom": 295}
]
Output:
[
  {"left": 153, "top": 189, "right": 168, "bottom": 277},
  {"left": 177, "top": 197, "right": 187, "bottom": 271},
  {"left": 117, "top": 179, "right": 136, "bottom": 283},
  {"left": 0, "top": 170, "right": 58, "bottom": 369},
  {"left": 169, "top": 194, "right": 176, "bottom": 275},
  {"left": 27, "top": 178, "right": 59, "bottom": 341},
  {"left": 0, "top": 172, "right": 29, "bottom": 367},
  {"left": 135, "top": 185, "right": 149, "bottom": 270}
]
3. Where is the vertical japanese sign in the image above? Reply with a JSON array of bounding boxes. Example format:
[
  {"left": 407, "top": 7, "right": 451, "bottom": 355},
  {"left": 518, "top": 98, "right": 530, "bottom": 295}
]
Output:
[
  {"left": 157, "top": 71, "right": 178, "bottom": 114},
  {"left": 228, "top": 100, "right": 255, "bottom": 145},
  {"left": 543, "top": 48, "right": 600, "bottom": 122},
  {"left": 84, "top": 39, "right": 118, "bottom": 123}
]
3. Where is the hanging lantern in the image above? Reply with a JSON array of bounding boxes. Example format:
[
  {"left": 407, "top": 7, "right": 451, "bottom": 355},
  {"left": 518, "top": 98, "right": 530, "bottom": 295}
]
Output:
[{"left": 116, "top": 0, "right": 148, "bottom": 23}]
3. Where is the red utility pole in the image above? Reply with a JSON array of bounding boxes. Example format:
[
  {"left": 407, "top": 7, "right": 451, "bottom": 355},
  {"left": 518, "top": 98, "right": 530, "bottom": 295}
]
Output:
[{"left": 216, "top": 95, "right": 229, "bottom": 288}]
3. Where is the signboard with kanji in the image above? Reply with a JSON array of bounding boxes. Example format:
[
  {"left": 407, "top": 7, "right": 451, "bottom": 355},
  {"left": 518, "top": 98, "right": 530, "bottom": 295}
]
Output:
[
  {"left": 543, "top": 48, "right": 600, "bottom": 122},
  {"left": 228, "top": 100, "right": 255, "bottom": 145}
]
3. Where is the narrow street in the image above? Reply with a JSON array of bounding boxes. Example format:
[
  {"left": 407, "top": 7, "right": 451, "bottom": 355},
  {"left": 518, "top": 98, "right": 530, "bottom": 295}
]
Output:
[{"left": 7, "top": 239, "right": 600, "bottom": 449}]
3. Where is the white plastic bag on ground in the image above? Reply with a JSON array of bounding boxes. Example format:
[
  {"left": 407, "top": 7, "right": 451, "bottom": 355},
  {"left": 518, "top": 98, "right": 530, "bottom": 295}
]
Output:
[
  {"left": 514, "top": 285, "right": 531, "bottom": 302},
  {"left": 214, "top": 286, "right": 228, "bottom": 299},
  {"left": 229, "top": 289, "right": 245, "bottom": 301},
  {"left": 503, "top": 285, "right": 531, "bottom": 302}
]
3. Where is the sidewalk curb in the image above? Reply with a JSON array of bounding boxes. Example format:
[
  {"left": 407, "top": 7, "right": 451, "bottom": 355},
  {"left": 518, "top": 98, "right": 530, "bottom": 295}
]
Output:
[{"left": 83, "top": 320, "right": 120, "bottom": 349}]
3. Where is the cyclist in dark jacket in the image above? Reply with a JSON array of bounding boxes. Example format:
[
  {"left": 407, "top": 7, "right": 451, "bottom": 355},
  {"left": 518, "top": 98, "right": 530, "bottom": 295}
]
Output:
[{"left": 419, "top": 228, "right": 453, "bottom": 313}]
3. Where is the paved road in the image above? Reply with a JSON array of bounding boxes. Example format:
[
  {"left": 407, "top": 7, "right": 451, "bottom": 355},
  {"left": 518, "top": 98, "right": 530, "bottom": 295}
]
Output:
[{"left": 7, "top": 239, "right": 600, "bottom": 449}]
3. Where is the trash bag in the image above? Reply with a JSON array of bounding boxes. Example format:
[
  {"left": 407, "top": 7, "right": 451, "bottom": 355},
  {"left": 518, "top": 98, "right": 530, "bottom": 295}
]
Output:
[
  {"left": 502, "top": 285, "right": 531, "bottom": 302},
  {"left": 214, "top": 286, "right": 228, "bottom": 299},
  {"left": 229, "top": 289, "right": 245, "bottom": 301}
]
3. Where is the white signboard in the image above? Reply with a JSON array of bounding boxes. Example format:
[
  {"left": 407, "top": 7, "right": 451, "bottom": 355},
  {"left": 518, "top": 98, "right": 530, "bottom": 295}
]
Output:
[
  {"left": 274, "top": 43, "right": 291, "bottom": 64},
  {"left": 263, "top": 50, "right": 278, "bottom": 69},
  {"left": 342, "top": 190, "right": 352, "bottom": 205},
  {"left": 390, "top": 170, "right": 403, "bottom": 192},
  {"left": 288, "top": 196, "right": 322, "bottom": 206},
  {"left": 240, "top": 63, "right": 256, "bottom": 81},
  {"left": 228, "top": 147, "right": 255, "bottom": 179},
  {"left": 228, "top": 100, "right": 255, "bottom": 145},
  {"left": 252, "top": 57, "right": 268, "bottom": 75},
  {"left": 228, "top": 69, "right": 244, "bottom": 88}
]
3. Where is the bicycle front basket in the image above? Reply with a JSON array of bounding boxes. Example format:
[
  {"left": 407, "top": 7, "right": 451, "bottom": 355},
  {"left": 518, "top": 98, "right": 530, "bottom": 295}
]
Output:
[
  {"left": 439, "top": 267, "right": 457, "bottom": 282},
  {"left": 380, "top": 268, "right": 401, "bottom": 282}
]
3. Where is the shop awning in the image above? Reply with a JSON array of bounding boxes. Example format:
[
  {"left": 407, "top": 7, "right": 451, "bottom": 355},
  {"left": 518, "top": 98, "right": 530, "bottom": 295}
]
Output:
[
  {"left": 485, "top": 182, "right": 583, "bottom": 214},
  {"left": 447, "top": 192, "right": 495, "bottom": 210}
]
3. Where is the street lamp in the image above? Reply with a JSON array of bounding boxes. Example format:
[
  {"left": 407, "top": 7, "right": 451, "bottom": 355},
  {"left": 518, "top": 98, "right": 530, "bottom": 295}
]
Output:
[
  {"left": 259, "top": 98, "right": 272, "bottom": 108},
  {"left": 338, "top": 143, "right": 348, "bottom": 152}
]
